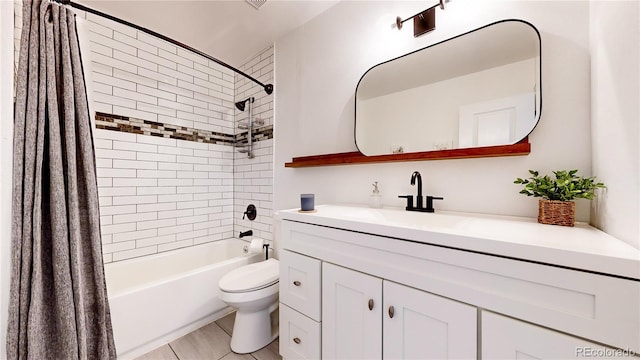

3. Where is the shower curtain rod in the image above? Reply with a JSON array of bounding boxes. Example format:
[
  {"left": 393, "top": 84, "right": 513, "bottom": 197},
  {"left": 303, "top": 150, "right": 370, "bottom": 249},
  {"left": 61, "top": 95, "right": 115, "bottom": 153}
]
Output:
[{"left": 52, "top": 0, "right": 274, "bottom": 95}]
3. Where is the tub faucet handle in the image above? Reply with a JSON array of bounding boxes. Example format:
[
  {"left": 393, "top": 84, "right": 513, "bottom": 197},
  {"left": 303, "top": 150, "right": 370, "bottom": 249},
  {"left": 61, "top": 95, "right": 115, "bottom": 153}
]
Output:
[{"left": 243, "top": 204, "right": 257, "bottom": 220}]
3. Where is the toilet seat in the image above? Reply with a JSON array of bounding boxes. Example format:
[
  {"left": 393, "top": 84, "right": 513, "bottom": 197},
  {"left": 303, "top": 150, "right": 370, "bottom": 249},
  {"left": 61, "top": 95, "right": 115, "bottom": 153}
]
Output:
[{"left": 219, "top": 258, "right": 279, "bottom": 293}]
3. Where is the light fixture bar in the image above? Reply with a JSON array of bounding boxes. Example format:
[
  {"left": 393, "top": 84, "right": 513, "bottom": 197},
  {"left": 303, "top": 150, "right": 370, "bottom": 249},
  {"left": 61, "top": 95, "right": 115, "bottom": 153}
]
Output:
[{"left": 396, "top": 0, "right": 446, "bottom": 37}]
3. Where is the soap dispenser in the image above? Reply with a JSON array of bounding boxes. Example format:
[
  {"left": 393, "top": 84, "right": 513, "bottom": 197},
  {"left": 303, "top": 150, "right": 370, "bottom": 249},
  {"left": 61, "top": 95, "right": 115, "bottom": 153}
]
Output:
[{"left": 370, "top": 181, "right": 382, "bottom": 208}]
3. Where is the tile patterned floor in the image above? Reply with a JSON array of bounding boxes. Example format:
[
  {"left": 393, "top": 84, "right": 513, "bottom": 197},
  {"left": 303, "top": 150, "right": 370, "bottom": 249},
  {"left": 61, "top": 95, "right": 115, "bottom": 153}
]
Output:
[{"left": 135, "top": 312, "right": 281, "bottom": 360}]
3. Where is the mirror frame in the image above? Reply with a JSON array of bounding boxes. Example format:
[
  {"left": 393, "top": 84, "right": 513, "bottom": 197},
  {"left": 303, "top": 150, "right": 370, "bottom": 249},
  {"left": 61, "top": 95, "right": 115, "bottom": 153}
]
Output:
[
  {"left": 354, "top": 19, "right": 542, "bottom": 157},
  {"left": 285, "top": 19, "right": 540, "bottom": 168}
]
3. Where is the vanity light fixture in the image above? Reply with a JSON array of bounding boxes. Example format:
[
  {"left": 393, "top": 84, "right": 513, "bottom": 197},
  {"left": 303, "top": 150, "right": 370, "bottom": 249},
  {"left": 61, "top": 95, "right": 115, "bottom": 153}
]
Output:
[{"left": 396, "top": 0, "right": 447, "bottom": 37}]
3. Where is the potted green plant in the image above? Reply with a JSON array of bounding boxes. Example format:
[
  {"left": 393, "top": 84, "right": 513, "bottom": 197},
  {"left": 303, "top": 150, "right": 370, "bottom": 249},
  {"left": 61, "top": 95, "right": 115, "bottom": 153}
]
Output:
[{"left": 514, "top": 170, "right": 606, "bottom": 226}]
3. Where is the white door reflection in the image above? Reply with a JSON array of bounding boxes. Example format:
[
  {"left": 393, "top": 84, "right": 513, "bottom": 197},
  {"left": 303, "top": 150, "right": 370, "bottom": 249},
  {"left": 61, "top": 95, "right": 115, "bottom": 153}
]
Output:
[{"left": 458, "top": 92, "right": 535, "bottom": 148}]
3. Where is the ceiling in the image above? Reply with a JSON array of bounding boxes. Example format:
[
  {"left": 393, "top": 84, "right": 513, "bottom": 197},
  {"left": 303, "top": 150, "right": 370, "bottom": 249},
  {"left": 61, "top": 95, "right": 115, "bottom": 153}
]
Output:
[{"left": 79, "top": 0, "right": 339, "bottom": 65}]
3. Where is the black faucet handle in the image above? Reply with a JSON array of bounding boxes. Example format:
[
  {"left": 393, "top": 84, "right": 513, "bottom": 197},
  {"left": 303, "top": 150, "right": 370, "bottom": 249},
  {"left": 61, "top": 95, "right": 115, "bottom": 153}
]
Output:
[
  {"left": 398, "top": 195, "right": 414, "bottom": 210},
  {"left": 243, "top": 204, "right": 257, "bottom": 220},
  {"left": 425, "top": 196, "right": 444, "bottom": 213}
]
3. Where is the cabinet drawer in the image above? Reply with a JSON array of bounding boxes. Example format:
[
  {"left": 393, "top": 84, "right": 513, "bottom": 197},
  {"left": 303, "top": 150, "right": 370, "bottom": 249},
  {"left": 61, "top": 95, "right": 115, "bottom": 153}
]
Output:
[
  {"left": 280, "top": 250, "right": 321, "bottom": 321},
  {"left": 279, "top": 303, "right": 321, "bottom": 360}
]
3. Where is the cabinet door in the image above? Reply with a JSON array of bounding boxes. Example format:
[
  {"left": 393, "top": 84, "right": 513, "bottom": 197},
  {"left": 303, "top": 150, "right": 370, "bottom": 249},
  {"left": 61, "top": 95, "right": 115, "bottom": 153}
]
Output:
[
  {"left": 483, "top": 311, "right": 630, "bottom": 359},
  {"left": 383, "top": 281, "right": 477, "bottom": 359},
  {"left": 322, "top": 262, "right": 382, "bottom": 359}
]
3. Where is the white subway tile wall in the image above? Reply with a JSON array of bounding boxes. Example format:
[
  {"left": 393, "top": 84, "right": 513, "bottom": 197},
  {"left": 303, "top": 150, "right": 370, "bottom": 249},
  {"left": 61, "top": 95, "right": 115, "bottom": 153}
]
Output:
[
  {"left": 13, "top": 3, "right": 275, "bottom": 263},
  {"left": 82, "top": 10, "right": 246, "bottom": 262},
  {"left": 95, "top": 130, "right": 235, "bottom": 262},
  {"left": 84, "top": 12, "right": 237, "bottom": 133},
  {"left": 234, "top": 47, "right": 274, "bottom": 244}
]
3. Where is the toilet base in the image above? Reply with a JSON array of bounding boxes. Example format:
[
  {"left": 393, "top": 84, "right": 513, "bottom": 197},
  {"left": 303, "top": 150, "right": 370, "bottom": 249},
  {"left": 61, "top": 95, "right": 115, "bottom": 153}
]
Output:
[{"left": 230, "top": 303, "right": 279, "bottom": 354}]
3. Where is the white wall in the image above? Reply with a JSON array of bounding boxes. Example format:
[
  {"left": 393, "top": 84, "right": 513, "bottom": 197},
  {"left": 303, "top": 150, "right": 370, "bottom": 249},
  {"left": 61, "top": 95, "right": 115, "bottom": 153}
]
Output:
[
  {"left": 590, "top": 1, "right": 639, "bottom": 249},
  {"left": 274, "top": 1, "right": 592, "bottom": 222},
  {"left": 0, "top": 1, "right": 14, "bottom": 356}
]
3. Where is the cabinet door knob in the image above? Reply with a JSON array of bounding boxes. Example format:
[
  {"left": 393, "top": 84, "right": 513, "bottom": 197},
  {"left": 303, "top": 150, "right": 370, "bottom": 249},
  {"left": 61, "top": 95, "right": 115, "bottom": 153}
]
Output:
[
  {"left": 293, "top": 280, "right": 301, "bottom": 286},
  {"left": 388, "top": 305, "right": 395, "bottom": 318},
  {"left": 293, "top": 337, "right": 301, "bottom": 344},
  {"left": 368, "top": 299, "right": 374, "bottom": 311}
]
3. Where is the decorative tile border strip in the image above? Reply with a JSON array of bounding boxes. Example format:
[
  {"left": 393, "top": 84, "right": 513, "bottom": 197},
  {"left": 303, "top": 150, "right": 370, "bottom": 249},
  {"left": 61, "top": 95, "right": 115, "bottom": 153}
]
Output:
[
  {"left": 236, "top": 125, "right": 274, "bottom": 144},
  {"left": 94, "top": 112, "right": 273, "bottom": 145}
]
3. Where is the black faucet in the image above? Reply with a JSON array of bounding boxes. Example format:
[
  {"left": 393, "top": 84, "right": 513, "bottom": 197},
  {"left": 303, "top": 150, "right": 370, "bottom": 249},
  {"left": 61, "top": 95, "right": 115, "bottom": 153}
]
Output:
[
  {"left": 398, "top": 171, "right": 444, "bottom": 212},
  {"left": 239, "top": 230, "right": 253, "bottom": 238},
  {"left": 410, "top": 171, "right": 423, "bottom": 209}
]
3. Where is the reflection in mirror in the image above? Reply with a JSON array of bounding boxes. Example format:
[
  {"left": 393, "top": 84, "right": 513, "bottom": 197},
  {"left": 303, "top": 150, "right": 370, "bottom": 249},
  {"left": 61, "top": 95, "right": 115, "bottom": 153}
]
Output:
[{"left": 355, "top": 20, "right": 541, "bottom": 156}]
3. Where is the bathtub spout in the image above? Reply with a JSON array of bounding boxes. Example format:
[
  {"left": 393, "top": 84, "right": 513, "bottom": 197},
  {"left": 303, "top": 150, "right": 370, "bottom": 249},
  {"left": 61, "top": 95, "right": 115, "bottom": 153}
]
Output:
[{"left": 239, "top": 230, "right": 253, "bottom": 238}]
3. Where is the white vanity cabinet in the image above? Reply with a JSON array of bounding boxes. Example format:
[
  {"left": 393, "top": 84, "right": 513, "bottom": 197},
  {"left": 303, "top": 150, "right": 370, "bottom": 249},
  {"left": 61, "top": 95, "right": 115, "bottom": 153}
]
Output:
[{"left": 278, "top": 205, "right": 640, "bottom": 359}]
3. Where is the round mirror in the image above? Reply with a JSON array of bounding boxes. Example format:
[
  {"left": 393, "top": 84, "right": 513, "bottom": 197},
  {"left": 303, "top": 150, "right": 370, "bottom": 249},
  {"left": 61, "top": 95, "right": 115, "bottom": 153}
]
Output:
[{"left": 355, "top": 19, "right": 541, "bottom": 156}]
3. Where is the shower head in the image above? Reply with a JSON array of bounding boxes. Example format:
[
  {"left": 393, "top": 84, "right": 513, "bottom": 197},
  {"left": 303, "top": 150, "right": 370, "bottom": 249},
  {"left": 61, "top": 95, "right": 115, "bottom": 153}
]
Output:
[{"left": 235, "top": 97, "right": 254, "bottom": 112}]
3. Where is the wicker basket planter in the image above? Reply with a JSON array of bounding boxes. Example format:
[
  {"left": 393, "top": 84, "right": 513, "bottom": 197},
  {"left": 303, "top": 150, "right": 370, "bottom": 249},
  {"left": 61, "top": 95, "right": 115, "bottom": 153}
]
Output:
[{"left": 538, "top": 199, "right": 575, "bottom": 227}]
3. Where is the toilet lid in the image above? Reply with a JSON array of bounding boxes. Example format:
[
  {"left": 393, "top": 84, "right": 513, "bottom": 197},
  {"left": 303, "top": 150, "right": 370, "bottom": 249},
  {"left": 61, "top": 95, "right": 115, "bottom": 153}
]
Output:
[{"left": 219, "top": 258, "right": 279, "bottom": 293}]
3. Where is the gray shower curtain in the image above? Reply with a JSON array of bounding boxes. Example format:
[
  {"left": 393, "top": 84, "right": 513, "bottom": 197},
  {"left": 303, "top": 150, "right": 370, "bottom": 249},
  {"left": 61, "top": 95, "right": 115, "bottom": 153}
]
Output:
[{"left": 7, "top": 0, "right": 116, "bottom": 358}]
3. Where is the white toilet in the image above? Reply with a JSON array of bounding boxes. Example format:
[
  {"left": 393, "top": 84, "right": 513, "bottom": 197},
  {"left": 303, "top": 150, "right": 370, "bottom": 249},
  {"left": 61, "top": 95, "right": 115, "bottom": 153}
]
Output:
[{"left": 218, "top": 258, "right": 279, "bottom": 354}]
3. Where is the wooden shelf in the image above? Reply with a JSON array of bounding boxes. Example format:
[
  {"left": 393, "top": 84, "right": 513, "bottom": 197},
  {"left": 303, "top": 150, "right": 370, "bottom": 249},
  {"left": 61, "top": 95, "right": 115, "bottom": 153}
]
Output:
[{"left": 285, "top": 139, "right": 531, "bottom": 168}]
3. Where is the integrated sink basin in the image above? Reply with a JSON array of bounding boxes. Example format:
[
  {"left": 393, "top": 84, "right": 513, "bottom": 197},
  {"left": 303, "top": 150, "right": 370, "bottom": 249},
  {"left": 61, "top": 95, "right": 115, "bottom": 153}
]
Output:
[
  {"left": 282, "top": 204, "right": 539, "bottom": 238},
  {"left": 315, "top": 205, "right": 469, "bottom": 230}
]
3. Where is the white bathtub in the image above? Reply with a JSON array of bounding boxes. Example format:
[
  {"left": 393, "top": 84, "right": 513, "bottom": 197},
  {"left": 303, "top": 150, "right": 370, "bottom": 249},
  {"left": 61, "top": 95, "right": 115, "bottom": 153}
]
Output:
[{"left": 104, "top": 239, "right": 265, "bottom": 359}]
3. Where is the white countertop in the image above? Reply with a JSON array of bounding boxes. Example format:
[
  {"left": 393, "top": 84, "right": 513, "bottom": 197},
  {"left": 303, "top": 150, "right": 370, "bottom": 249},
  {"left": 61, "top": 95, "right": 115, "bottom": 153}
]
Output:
[{"left": 277, "top": 204, "right": 640, "bottom": 280}]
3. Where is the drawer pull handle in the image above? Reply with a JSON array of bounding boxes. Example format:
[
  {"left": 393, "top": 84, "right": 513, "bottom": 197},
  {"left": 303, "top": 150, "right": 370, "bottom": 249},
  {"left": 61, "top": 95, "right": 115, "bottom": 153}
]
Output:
[
  {"left": 293, "top": 337, "right": 301, "bottom": 344},
  {"left": 368, "top": 299, "right": 374, "bottom": 311},
  {"left": 293, "top": 280, "right": 301, "bottom": 286},
  {"left": 388, "top": 305, "right": 395, "bottom": 318}
]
